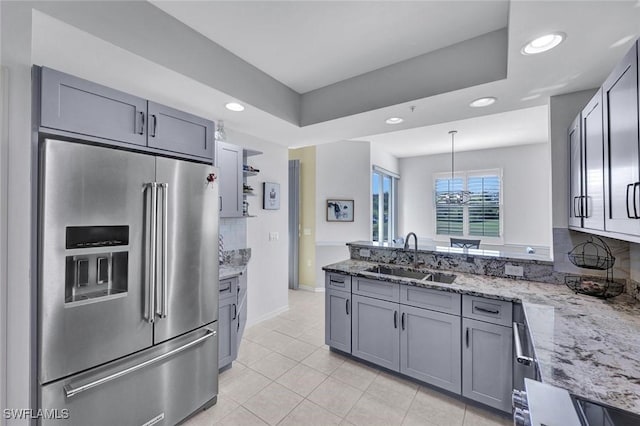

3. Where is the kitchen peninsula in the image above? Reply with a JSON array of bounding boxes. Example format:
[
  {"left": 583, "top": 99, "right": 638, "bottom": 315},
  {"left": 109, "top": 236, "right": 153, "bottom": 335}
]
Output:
[{"left": 323, "top": 242, "right": 640, "bottom": 416}]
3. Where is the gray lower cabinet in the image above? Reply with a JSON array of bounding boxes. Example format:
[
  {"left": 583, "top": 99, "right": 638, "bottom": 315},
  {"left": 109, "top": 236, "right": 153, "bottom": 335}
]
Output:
[
  {"left": 325, "top": 288, "right": 351, "bottom": 353},
  {"left": 400, "top": 305, "right": 461, "bottom": 393},
  {"left": 218, "top": 294, "right": 238, "bottom": 369},
  {"left": 216, "top": 141, "right": 244, "bottom": 217},
  {"left": 462, "top": 318, "right": 513, "bottom": 412},
  {"left": 40, "top": 66, "right": 147, "bottom": 146},
  {"left": 219, "top": 275, "right": 246, "bottom": 370},
  {"left": 147, "top": 101, "right": 214, "bottom": 160},
  {"left": 351, "top": 294, "right": 400, "bottom": 371}
]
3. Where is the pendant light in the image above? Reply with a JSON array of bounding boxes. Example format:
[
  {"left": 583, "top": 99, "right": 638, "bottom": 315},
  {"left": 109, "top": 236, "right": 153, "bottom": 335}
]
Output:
[{"left": 436, "top": 130, "right": 471, "bottom": 204}]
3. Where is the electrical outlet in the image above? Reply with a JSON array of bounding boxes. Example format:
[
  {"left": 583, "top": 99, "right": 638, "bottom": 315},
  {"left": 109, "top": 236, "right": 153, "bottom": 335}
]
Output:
[
  {"left": 505, "top": 264, "right": 524, "bottom": 277},
  {"left": 359, "top": 249, "right": 371, "bottom": 258}
]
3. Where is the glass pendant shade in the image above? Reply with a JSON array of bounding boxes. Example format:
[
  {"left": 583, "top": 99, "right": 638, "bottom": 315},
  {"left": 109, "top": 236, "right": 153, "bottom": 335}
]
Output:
[{"left": 436, "top": 130, "right": 472, "bottom": 205}]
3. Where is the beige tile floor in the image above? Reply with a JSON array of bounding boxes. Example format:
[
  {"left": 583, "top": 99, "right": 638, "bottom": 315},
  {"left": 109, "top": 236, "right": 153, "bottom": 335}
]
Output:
[{"left": 184, "top": 290, "right": 512, "bottom": 426}]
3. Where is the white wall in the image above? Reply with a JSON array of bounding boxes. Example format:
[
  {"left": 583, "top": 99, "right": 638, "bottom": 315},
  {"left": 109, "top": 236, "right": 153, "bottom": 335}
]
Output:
[
  {"left": 371, "top": 142, "right": 400, "bottom": 175},
  {"left": 314, "top": 141, "right": 371, "bottom": 288},
  {"left": 226, "top": 129, "right": 290, "bottom": 326},
  {"left": 399, "top": 143, "right": 552, "bottom": 248}
]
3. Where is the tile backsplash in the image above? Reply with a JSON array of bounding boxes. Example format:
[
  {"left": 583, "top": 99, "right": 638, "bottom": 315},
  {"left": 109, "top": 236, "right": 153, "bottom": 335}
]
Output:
[{"left": 220, "top": 218, "right": 247, "bottom": 251}]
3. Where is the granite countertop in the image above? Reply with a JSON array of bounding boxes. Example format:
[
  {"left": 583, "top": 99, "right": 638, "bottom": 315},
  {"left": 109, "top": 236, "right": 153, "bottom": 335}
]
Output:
[
  {"left": 219, "top": 265, "right": 246, "bottom": 280},
  {"left": 323, "top": 259, "right": 640, "bottom": 415}
]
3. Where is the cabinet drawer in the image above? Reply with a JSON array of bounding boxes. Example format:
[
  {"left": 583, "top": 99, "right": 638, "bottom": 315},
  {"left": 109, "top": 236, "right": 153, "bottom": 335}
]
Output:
[
  {"left": 353, "top": 277, "right": 399, "bottom": 302},
  {"left": 219, "top": 277, "right": 238, "bottom": 300},
  {"left": 462, "top": 295, "right": 512, "bottom": 327},
  {"left": 400, "top": 285, "right": 461, "bottom": 315},
  {"left": 326, "top": 273, "right": 352, "bottom": 292}
]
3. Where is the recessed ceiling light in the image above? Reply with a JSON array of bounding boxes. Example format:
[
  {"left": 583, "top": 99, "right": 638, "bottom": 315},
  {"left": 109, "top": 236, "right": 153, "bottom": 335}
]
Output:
[
  {"left": 386, "top": 117, "right": 404, "bottom": 124},
  {"left": 521, "top": 32, "right": 565, "bottom": 55},
  {"left": 469, "top": 97, "right": 496, "bottom": 108},
  {"left": 225, "top": 102, "right": 245, "bottom": 112}
]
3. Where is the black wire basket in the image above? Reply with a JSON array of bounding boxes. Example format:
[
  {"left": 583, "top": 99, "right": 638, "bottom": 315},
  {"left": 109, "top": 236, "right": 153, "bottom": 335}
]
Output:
[{"left": 566, "top": 236, "right": 623, "bottom": 298}]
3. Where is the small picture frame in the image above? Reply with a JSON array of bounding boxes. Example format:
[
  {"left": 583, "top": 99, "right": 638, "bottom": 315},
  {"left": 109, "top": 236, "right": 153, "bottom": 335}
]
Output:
[
  {"left": 326, "top": 199, "right": 354, "bottom": 222},
  {"left": 263, "top": 182, "right": 280, "bottom": 210}
]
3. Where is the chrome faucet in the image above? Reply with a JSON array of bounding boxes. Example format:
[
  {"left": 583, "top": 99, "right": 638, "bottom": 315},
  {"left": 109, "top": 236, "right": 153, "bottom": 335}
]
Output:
[{"left": 403, "top": 232, "right": 420, "bottom": 268}]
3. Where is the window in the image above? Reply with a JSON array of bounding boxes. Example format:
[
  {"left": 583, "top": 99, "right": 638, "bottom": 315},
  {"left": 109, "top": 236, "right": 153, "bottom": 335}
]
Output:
[
  {"left": 372, "top": 167, "right": 398, "bottom": 242},
  {"left": 435, "top": 170, "right": 502, "bottom": 240}
]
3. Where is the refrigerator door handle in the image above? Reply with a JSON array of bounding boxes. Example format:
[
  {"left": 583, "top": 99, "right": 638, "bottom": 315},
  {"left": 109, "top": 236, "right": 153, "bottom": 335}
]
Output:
[
  {"left": 159, "top": 183, "right": 169, "bottom": 319},
  {"left": 63, "top": 328, "right": 216, "bottom": 399},
  {"left": 145, "top": 182, "right": 158, "bottom": 323}
]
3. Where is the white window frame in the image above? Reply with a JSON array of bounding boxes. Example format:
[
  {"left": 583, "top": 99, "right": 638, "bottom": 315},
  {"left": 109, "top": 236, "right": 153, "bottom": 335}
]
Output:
[
  {"left": 433, "top": 168, "right": 504, "bottom": 245},
  {"left": 372, "top": 166, "right": 399, "bottom": 243}
]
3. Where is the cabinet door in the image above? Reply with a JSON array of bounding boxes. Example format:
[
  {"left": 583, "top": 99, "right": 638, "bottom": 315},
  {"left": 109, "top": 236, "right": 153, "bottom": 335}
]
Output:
[
  {"left": 462, "top": 318, "right": 513, "bottom": 412},
  {"left": 147, "top": 101, "right": 214, "bottom": 160},
  {"left": 216, "top": 141, "right": 244, "bottom": 217},
  {"left": 582, "top": 89, "right": 605, "bottom": 231},
  {"left": 352, "top": 295, "right": 399, "bottom": 371},
  {"left": 400, "top": 305, "right": 461, "bottom": 393},
  {"left": 236, "top": 297, "right": 247, "bottom": 356},
  {"left": 325, "top": 289, "right": 351, "bottom": 353},
  {"left": 568, "top": 113, "right": 583, "bottom": 228},
  {"left": 40, "top": 67, "right": 147, "bottom": 146},
  {"left": 603, "top": 42, "right": 640, "bottom": 235},
  {"left": 218, "top": 296, "right": 238, "bottom": 369}
]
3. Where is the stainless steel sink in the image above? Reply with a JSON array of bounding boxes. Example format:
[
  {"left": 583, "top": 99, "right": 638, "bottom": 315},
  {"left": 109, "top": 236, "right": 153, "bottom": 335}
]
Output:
[{"left": 365, "top": 265, "right": 456, "bottom": 284}]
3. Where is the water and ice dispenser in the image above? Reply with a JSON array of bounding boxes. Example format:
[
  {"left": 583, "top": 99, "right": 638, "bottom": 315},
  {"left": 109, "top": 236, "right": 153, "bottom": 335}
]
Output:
[{"left": 64, "top": 225, "right": 129, "bottom": 305}]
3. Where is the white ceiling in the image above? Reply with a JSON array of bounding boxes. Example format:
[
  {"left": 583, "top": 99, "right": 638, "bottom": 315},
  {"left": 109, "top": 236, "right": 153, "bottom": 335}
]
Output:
[
  {"left": 151, "top": 0, "right": 509, "bottom": 94},
  {"left": 367, "top": 105, "right": 549, "bottom": 158},
  {"left": 30, "top": 1, "right": 640, "bottom": 157}
]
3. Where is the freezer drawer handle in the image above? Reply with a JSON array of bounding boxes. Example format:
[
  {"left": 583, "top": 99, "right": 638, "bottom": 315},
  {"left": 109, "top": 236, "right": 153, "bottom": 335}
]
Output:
[
  {"left": 63, "top": 328, "right": 216, "bottom": 399},
  {"left": 513, "top": 322, "right": 534, "bottom": 366}
]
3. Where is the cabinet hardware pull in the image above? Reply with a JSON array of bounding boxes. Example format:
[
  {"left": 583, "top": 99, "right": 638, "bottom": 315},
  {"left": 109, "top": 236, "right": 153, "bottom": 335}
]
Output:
[
  {"left": 345, "top": 299, "right": 350, "bottom": 315},
  {"left": 513, "top": 322, "right": 534, "bottom": 366},
  {"left": 401, "top": 312, "right": 405, "bottom": 330},
  {"left": 474, "top": 306, "right": 500, "bottom": 315},
  {"left": 465, "top": 327, "right": 469, "bottom": 348},
  {"left": 138, "top": 111, "right": 145, "bottom": 135},
  {"left": 233, "top": 303, "right": 237, "bottom": 320},
  {"left": 394, "top": 311, "right": 398, "bottom": 329},
  {"left": 627, "top": 184, "right": 634, "bottom": 219},
  {"left": 633, "top": 182, "right": 640, "bottom": 219},
  {"left": 151, "top": 114, "right": 157, "bottom": 137}
]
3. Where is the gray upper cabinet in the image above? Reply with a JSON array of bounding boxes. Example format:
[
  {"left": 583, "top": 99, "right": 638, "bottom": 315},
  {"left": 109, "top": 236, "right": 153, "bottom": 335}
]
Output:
[
  {"left": 603, "top": 42, "right": 640, "bottom": 236},
  {"left": 582, "top": 89, "right": 605, "bottom": 231},
  {"left": 568, "top": 114, "right": 583, "bottom": 228},
  {"left": 462, "top": 318, "right": 513, "bottom": 412},
  {"left": 351, "top": 294, "right": 400, "bottom": 371},
  {"left": 147, "top": 102, "right": 214, "bottom": 160},
  {"left": 325, "top": 288, "right": 351, "bottom": 353},
  {"left": 40, "top": 67, "right": 147, "bottom": 146},
  {"left": 400, "top": 305, "right": 461, "bottom": 394},
  {"left": 216, "top": 141, "right": 244, "bottom": 217}
]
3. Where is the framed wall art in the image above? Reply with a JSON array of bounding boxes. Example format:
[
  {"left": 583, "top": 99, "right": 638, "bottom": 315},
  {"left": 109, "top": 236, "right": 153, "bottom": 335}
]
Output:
[{"left": 326, "top": 199, "right": 354, "bottom": 222}]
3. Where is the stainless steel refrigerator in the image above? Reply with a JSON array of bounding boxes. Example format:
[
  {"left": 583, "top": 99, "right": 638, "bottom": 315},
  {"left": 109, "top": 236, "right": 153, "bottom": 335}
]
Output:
[{"left": 38, "top": 139, "right": 219, "bottom": 425}]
